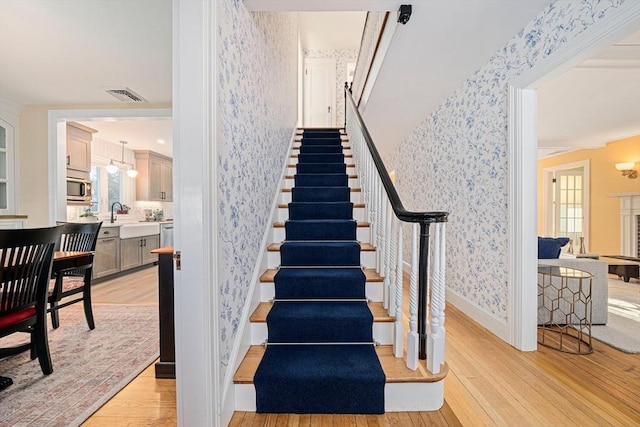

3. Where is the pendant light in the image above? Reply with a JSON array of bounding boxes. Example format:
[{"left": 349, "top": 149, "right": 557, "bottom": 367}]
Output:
[{"left": 106, "top": 140, "right": 138, "bottom": 177}]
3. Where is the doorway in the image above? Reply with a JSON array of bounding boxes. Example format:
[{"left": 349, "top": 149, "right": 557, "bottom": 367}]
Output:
[
  {"left": 508, "top": 11, "right": 640, "bottom": 351},
  {"left": 303, "top": 58, "right": 336, "bottom": 127}
]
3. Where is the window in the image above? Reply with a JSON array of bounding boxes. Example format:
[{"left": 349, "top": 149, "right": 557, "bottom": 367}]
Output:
[{"left": 91, "top": 166, "right": 123, "bottom": 214}]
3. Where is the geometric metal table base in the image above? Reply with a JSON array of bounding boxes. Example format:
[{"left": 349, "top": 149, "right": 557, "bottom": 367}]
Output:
[{"left": 537, "top": 264, "right": 593, "bottom": 355}]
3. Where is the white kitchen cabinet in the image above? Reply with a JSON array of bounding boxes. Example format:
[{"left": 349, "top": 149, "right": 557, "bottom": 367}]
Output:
[
  {"left": 66, "top": 122, "right": 96, "bottom": 175},
  {"left": 120, "top": 234, "right": 160, "bottom": 271},
  {"left": 134, "top": 150, "right": 173, "bottom": 201}
]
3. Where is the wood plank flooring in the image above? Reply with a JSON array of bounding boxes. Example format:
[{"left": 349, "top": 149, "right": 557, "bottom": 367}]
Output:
[{"left": 82, "top": 269, "right": 640, "bottom": 426}]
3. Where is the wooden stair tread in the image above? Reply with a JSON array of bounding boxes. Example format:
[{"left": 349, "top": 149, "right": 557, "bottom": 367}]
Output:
[
  {"left": 234, "top": 345, "right": 448, "bottom": 384},
  {"left": 273, "top": 221, "right": 369, "bottom": 228},
  {"left": 267, "top": 242, "right": 375, "bottom": 251},
  {"left": 282, "top": 187, "right": 361, "bottom": 192},
  {"left": 250, "top": 301, "right": 394, "bottom": 323},
  {"left": 277, "top": 202, "right": 365, "bottom": 209},
  {"left": 260, "top": 268, "right": 383, "bottom": 282}
]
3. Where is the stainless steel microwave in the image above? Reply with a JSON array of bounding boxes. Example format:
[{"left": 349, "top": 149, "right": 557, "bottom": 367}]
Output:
[{"left": 66, "top": 177, "right": 92, "bottom": 204}]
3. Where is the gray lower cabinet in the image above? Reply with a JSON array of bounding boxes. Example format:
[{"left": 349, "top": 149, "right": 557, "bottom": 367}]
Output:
[
  {"left": 94, "top": 227, "right": 120, "bottom": 279},
  {"left": 120, "top": 234, "right": 160, "bottom": 271}
]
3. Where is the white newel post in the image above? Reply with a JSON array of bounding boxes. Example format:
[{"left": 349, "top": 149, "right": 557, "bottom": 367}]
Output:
[
  {"left": 427, "top": 223, "right": 446, "bottom": 374},
  {"left": 406, "top": 223, "right": 419, "bottom": 370}
]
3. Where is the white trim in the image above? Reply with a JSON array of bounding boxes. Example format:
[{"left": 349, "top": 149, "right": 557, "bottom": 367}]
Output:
[
  {"left": 47, "top": 108, "right": 171, "bottom": 225},
  {"left": 446, "top": 289, "right": 510, "bottom": 342},
  {"left": 359, "top": 16, "right": 398, "bottom": 112},
  {"left": 508, "top": 2, "right": 640, "bottom": 351},
  {"left": 173, "top": 0, "right": 218, "bottom": 425},
  {"left": 0, "top": 98, "right": 23, "bottom": 116},
  {"left": 220, "top": 128, "right": 297, "bottom": 425}
]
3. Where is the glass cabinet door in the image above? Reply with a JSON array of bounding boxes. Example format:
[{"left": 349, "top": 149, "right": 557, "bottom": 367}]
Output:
[{"left": 0, "top": 121, "right": 8, "bottom": 210}]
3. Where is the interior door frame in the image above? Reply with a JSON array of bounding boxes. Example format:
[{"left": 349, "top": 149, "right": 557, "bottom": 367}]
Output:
[
  {"left": 508, "top": 3, "right": 639, "bottom": 351},
  {"left": 303, "top": 57, "right": 336, "bottom": 127}
]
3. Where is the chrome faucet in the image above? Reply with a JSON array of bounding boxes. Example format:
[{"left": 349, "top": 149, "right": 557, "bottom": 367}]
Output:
[{"left": 110, "top": 202, "right": 123, "bottom": 224}]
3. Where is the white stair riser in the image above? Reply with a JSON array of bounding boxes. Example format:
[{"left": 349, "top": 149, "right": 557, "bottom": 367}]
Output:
[
  {"left": 250, "top": 322, "right": 394, "bottom": 345},
  {"left": 267, "top": 250, "right": 376, "bottom": 269},
  {"left": 385, "top": 382, "right": 445, "bottom": 411},
  {"left": 277, "top": 207, "right": 366, "bottom": 222},
  {"left": 272, "top": 227, "right": 371, "bottom": 244},
  {"left": 280, "top": 191, "right": 363, "bottom": 204},
  {"left": 235, "top": 380, "right": 445, "bottom": 412},
  {"left": 284, "top": 177, "right": 359, "bottom": 189},
  {"left": 260, "top": 281, "right": 384, "bottom": 302}
]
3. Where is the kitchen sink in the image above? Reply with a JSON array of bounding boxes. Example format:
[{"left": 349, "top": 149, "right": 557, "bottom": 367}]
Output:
[{"left": 119, "top": 223, "right": 160, "bottom": 239}]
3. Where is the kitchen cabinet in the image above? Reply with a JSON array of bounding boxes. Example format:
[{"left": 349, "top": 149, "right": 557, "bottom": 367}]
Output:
[
  {"left": 94, "top": 227, "right": 120, "bottom": 279},
  {"left": 120, "top": 234, "right": 160, "bottom": 271},
  {"left": 134, "top": 150, "right": 173, "bottom": 201},
  {"left": 66, "top": 122, "right": 96, "bottom": 176}
]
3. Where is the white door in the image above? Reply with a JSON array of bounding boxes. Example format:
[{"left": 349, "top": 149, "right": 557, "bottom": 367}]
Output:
[{"left": 304, "top": 58, "right": 336, "bottom": 127}]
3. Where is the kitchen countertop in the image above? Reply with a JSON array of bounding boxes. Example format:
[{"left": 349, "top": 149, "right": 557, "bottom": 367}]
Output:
[{"left": 101, "top": 219, "right": 173, "bottom": 228}]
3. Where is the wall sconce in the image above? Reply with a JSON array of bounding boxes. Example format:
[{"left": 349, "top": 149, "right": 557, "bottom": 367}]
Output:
[
  {"left": 106, "top": 141, "right": 138, "bottom": 178},
  {"left": 615, "top": 162, "right": 637, "bottom": 179}
]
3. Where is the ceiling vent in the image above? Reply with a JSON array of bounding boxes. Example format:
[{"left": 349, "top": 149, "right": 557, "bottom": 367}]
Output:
[{"left": 104, "top": 87, "right": 147, "bottom": 103}]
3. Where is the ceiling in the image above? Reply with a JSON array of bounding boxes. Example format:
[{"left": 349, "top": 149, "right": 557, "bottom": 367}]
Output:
[
  {"left": 537, "top": 30, "right": 640, "bottom": 158},
  {"left": 299, "top": 12, "right": 366, "bottom": 51},
  {"left": 0, "top": 0, "right": 173, "bottom": 154},
  {"left": 1, "top": 1, "right": 636, "bottom": 159}
]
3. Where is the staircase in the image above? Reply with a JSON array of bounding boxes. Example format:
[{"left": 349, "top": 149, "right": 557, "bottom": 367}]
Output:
[{"left": 233, "top": 128, "right": 448, "bottom": 414}]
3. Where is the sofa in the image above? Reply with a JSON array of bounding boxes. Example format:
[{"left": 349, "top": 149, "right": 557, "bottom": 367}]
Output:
[{"left": 537, "top": 258, "right": 608, "bottom": 325}]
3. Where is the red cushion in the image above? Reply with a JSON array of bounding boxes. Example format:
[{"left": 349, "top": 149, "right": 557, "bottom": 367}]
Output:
[{"left": 0, "top": 306, "right": 36, "bottom": 329}]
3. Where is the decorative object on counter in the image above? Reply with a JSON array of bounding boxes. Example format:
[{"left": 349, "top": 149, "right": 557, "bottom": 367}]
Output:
[
  {"left": 105, "top": 141, "right": 138, "bottom": 178},
  {"left": 79, "top": 208, "right": 98, "bottom": 222},
  {"left": 579, "top": 236, "right": 586, "bottom": 254},
  {"left": 567, "top": 239, "right": 574, "bottom": 254},
  {"left": 116, "top": 204, "right": 131, "bottom": 214},
  {"left": 152, "top": 209, "right": 164, "bottom": 221}
]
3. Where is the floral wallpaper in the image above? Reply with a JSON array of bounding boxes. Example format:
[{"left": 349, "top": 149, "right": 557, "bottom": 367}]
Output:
[
  {"left": 216, "top": 1, "right": 298, "bottom": 386},
  {"left": 389, "top": 0, "right": 628, "bottom": 321},
  {"left": 304, "top": 49, "right": 358, "bottom": 127}
]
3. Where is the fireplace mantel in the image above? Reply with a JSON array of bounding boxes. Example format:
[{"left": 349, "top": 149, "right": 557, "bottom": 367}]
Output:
[{"left": 610, "top": 192, "right": 640, "bottom": 257}]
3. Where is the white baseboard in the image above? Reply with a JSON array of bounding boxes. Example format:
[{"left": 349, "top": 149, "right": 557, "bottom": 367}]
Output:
[{"left": 445, "top": 289, "right": 510, "bottom": 342}]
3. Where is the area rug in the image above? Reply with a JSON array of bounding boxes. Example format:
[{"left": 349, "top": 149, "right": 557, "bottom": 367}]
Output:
[
  {"left": 591, "top": 278, "right": 640, "bottom": 353},
  {"left": 0, "top": 303, "right": 159, "bottom": 426}
]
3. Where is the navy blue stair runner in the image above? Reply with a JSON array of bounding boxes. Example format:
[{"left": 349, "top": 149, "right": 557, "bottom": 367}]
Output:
[{"left": 253, "top": 128, "right": 385, "bottom": 414}]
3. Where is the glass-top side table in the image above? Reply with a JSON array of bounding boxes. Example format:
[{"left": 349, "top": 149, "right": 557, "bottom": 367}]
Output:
[{"left": 537, "top": 264, "right": 593, "bottom": 354}]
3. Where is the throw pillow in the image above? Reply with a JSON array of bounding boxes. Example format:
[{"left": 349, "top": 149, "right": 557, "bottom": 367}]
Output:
[{"left": 538, "top": 237, "right": 570, "bottom": 259}]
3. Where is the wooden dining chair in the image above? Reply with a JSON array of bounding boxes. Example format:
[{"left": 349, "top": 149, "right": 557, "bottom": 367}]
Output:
[
  {"left": 48, "top": 222, "right": 102, "bottom": 330},
  {"left": 0, "top": 226, "right": 62, "bottom": 375}
]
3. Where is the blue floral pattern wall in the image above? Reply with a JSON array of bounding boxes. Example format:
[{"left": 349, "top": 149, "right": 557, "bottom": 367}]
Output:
[
  {"left": 217, "top": 1, "right": 298, "bottom": 384},
  {"left": 389, "top": 0, "right": 627, "bottom": 321}
]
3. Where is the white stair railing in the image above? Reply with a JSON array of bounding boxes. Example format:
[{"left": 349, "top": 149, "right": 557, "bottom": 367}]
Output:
[{"left": 346, "top": 87, "right": 448, "bottom": 375}]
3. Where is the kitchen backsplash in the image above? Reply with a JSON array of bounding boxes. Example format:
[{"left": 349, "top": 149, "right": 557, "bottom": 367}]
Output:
[{"left": 67, "top": 201, "right": 173, "bottom": 223}]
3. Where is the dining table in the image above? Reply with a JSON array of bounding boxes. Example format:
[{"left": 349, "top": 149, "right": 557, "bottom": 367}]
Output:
[{"left": 0, "top": 250, "right": 93, "bottom": 388}]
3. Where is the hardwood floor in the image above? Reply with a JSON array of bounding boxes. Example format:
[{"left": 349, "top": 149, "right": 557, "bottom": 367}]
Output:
[{"left": 82, "top": 269, "right": 640, "bottom": 426}]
